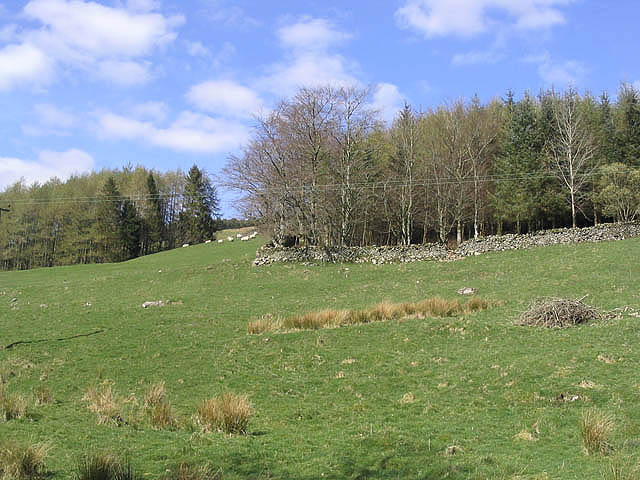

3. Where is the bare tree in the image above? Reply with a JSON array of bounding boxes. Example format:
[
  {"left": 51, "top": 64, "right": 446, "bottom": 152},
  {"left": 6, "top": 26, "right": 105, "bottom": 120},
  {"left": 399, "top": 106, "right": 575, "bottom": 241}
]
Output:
[{"left": 547, "top": 88, "right": 598, "bottom": 228}]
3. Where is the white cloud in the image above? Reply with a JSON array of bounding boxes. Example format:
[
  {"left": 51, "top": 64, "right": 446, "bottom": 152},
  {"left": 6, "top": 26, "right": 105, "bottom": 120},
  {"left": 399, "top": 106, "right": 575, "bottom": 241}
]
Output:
[
  {"left": 186, "top": 80, "right": 263, "bottom": 118},
  {"left": 0, "top": 149, "right": 94, "bottom": 189},
  {"left": 396, "top": 0, "right": 573, "bottom": 38},
  {"left": 258, "top": 17, "right": 359, "bottom": 97},
  {"left": 185, "top": 40, "right": 209, "bottom": 57},
  {"left": 97, "top": 111, "right": 250, "bottom": 153},
  {"left": 126, "top": 0, "right": 160, "bottom": 13},
  {"left": 0, "top": 43, "right": 53, "bottom": 90},
  {"left": 278, "top": 16, "right": 351, "bottom": 52},
  {"left": 0, "top": 0, "right": 184, "bottom": 90},
  {"left": 34, "top": 103, "right": 76, "bottom": 129},
  {"left": 131, "top": 101, "right": 169, "bottom": 123},
  {"left": 96, "top": 59, "right": 151, "bottom": 86},
  {"left": 452, "top": 50, "right": 502, "bottom": 66},
  {"left": 205, "top": 1, "right": 260, "bottom": 29},
  {"left": 525, "top": 52, "right": 585, "bottom": 86},
  {"left": 23, "top": 0, "right": 184, "bottom": 58},
  {"left": 370, "top": 83, "right": 405, "bottom": 124}
]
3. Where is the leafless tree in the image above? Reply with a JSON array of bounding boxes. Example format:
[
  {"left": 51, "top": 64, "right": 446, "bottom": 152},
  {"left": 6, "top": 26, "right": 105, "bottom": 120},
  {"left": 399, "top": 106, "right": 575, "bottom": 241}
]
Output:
[{"left": 547, "top": 88, "right": 598, "bottom": 228}]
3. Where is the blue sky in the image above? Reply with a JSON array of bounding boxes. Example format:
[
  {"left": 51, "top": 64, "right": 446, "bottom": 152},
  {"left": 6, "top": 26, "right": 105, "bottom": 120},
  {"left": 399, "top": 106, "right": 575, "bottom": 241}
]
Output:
[{"left": 1, "top": 0, "right": 639, "bottom": 215}]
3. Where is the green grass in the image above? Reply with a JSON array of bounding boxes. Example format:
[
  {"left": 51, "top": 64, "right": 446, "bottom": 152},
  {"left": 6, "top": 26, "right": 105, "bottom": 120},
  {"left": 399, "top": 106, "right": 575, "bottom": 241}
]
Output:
[{"left": 2, "top": 237, "right": 640, "bottom": 478}]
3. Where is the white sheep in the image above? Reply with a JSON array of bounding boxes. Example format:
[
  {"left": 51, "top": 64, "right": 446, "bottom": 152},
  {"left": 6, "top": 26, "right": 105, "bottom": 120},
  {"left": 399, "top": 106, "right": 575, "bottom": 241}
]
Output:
[
  {"left": 218, "top": 239, "right": 224, "bottom": 243},
  {"left": 182, "top": 243, "right": 189, "bottom": 248},
  {"left": 241, "top": 236, "right": 249, "bottom": 241},
  {"left": 227, "top": 236, "right": 234, "bottom": 242},
  {"left": 205, "top": 240, "right": 211, "bottom": 244}
]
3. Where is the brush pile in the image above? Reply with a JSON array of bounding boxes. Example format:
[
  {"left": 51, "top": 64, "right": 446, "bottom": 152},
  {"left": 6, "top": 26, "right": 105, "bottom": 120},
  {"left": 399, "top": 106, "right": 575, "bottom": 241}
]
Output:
[{"left": 517, "top": 296, "right": 605, "bottom": 328}]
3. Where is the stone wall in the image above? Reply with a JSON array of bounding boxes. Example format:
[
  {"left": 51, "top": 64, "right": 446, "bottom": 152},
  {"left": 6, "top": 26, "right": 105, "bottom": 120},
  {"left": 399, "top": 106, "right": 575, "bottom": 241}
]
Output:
[{"left": 253, "top": 223, "right": 640, "bottom": 266}]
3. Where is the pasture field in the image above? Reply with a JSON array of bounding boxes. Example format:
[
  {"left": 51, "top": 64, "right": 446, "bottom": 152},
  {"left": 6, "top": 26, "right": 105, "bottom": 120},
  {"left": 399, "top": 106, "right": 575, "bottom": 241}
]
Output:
[{"left": 2, "top": 237, "right": 640, "bottom": 479}]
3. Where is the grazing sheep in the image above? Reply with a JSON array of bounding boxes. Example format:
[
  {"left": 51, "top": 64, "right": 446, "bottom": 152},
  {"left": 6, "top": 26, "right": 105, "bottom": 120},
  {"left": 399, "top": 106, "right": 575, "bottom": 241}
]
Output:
[
  {"left": 205, "top": 240, "right": 212, "bottom": 244},
  {"left": 227, "top": 236, "right": 234, "bottom": 242},
  {"left": 218, "top": 239, "right": 224, "bottom": 243},
  {"left": 182, "top": 243, "right": 189, "bottom": 248},
  {"left": 236, "top": 233, "right": 243, "bottom": 238},
  {"left": 241, "top": 236, "right": 249, "bottom": 241}
]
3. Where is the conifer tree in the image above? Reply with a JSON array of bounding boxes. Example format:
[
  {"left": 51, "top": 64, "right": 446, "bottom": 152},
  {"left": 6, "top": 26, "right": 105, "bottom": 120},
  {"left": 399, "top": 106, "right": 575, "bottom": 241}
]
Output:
[{"left": 179, "top": 165, "right": 220, "bottom": 244}]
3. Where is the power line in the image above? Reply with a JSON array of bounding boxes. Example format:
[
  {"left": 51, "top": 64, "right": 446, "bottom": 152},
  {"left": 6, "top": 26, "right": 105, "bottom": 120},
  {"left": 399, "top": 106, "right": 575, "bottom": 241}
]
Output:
[{"left": 0, "top": 168, "right": 621, "bottom": 206}]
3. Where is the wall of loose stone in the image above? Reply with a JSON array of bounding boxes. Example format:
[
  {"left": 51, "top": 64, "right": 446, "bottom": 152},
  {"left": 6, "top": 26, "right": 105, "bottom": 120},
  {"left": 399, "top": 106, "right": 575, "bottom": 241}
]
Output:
[{"left": 253, "top": 223, "right": 640, "bottom": 266}]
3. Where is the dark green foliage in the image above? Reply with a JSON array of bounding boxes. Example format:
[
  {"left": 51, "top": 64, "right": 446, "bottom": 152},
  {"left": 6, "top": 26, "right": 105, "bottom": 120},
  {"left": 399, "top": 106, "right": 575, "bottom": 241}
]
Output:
[{"left": 178, "top": 165, "right": 220, "bottom": 245}]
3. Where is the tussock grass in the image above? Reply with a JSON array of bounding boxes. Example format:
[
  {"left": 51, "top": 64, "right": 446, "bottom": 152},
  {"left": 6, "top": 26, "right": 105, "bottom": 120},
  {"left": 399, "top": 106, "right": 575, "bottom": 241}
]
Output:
[
  {"left": 0, "top": 386, "right": 27, "bottom": 421},
  {"left": 162, "top": 462, "right": 222, "bottom": 480},
  {"left": 82, "top": 382, "right": 126, "bottom": 426},
  {"left": 581, "top": 408, "right": 615, "bottom": 455},
  {"left": 142, "top": 382, "right": 179, "bottom": 430},
  {"left": 0, "top": 440, "right": 49, "bottom": 479},
  {"left": 248, "top": 297, "right": 491, "bottom": 333},
  {"left": 517, "top": 297, "right": 605, "bottom": 328},
  {"left": 603, "top": 458, "right": 640, "bottom": 480},
  {"left": 143, "top": 382, "right": 166, "bottom": 408},
  {"left": 34, "top": 386, "right": 53, "bottom": 406},
  {"left": 194, "top": 393, "right": 252, "bottom": 434},
  {"left": 75, "top": 452, "right": 141, "bottom": 480}
]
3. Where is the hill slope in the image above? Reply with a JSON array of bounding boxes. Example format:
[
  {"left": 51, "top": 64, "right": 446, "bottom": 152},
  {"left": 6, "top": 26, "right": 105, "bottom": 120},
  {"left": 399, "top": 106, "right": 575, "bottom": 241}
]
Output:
[{"left": 1, "top": 237, "right": 640, "bottom": 478}]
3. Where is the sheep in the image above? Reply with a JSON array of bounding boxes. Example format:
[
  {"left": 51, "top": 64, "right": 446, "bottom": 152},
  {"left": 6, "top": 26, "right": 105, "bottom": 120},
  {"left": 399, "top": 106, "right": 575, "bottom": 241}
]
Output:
[
  {"left": 182, "top": 243, "right": 189, "bottom": 248},
  {"left": 227, "top": 236, "right": 234, "bottom": 242},
  {"left": 218, "top": 239, "right": 224, "bottom": 243},
  {"left": 205, "top": 240, "right": 212, "bottom": 244},
  {"left": 236, "top": 233, "right": 243, "bottom": 238},
  {"left": 241, "top": 236, "right": 249, "bottom": 241}
]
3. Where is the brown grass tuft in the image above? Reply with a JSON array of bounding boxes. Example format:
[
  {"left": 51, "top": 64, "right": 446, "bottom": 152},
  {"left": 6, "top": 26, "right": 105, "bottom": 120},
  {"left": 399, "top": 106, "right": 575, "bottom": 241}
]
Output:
[
  {"left": 0, "top": 386, "right": 27, "bottom": 421},
  {"left": 581, "top": 408, "right": 615, "bottom": 455},
  {"left": 195, "top": 393, "right": 252, "bottom": 434},
  {"left": 82, "top": 382, "right": 125, "bottom": 425},
  {"left": 0, "top": 440, "right": 49, "bottom": 479},
  {"left": 162, "top": 462, "right": 222, "bottom": 480},
  {"left": 517, "top": 297, "right": 605, "bottom": 328},
  {"left": 34, "top": 386, "right": 53, "bottom": 406},
  {"left": 75, "top": 452, "right": 140, "bottom": 480},
  {"left": 248, "top": 296, "right": 492, "bottom": 334},
  {"left": 149, "top": 401, "right": 179, "bottom": 430},
  {"left": 144, "top": 382, "right": 166, "bottom": 408}
]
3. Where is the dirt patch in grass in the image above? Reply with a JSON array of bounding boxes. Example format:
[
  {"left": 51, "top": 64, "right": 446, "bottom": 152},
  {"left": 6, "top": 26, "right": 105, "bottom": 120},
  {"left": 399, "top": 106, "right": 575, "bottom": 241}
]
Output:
[
  {"left": 516, "top": 297, "right": 607, "bottom": 328},
  {"left": 248, "top": 297, "right": 493, "bottom": 334}
]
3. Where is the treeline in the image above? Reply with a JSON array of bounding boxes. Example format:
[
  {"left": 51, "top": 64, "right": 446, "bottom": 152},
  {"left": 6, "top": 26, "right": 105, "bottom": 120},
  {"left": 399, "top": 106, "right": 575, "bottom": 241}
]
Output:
[
  {"left": 223, "top": 83, "right": 640, "bottom": 247},
  {"left": 0, "top": 164, "right": 219, "bottom": 270}
]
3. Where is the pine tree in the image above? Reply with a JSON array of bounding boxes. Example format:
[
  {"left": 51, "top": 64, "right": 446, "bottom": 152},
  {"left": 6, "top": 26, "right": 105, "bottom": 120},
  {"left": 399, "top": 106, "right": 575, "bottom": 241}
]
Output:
[
  {"left": 179, "top": 165, "right": 220, "bottom": 244},
  {"left": 143, "top": 172, "right": 165, "bottom": 254}
]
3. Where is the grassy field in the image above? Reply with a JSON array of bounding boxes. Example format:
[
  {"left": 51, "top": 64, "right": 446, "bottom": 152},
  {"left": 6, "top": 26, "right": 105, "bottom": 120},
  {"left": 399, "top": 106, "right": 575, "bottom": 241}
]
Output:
[{"left": 1, "top": 236, "right": 640, "bottom": 479}]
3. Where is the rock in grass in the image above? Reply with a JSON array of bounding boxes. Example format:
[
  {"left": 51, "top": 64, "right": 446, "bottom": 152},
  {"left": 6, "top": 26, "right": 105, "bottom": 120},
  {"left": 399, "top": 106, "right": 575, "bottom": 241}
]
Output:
[{"left": 142, "top": 301, "right": 165, "bottom": 308}]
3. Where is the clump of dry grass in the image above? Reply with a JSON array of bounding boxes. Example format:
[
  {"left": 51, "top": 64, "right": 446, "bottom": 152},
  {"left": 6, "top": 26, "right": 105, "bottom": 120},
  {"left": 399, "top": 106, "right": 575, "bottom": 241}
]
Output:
[
  {"left": 75, "top": 452, "right": 141, "bottom": 480},
  {"left": 142, "top": 382, "right": 179, "bottom": 430},
  {"left": 162, "top": 462, "right": 222, "bottom": 480},
  {"left": 517, "top": 297, "right": 605, "bottom": 328},
  {"left": 82, "top": 382, "right": 126, "bottom": 426},
  {"left": 248, "top": 297, "right": 491, "bottom": 334},
  {"left": 34, "top": 386, "right": 53, "bottom": 406},
  {"left": 194, "top": 393, "right": 252, "bottom": 434},
  {"left": 603, "top": 458, "right": 640, "bottom": 480},
  {"left": 0, "top": 386, "right": 27, "bottom": 421},
  {"left": 0, "top": 440, "right": 49, "bottom": 479},
  {"left": 581, "top": 408, "right": 615, "bottom": 455}
]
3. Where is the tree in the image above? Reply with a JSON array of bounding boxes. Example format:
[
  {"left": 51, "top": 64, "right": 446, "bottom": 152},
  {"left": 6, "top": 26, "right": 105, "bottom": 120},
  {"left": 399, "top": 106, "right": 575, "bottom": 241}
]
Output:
[
  {"left": 593, "top": 163, "right": 640, "bottom": 222},
  {"left": 390, "top": 103, "right": 419, "bottom": 245},
  {"left": 143, "top": 172, "right": 165, "bottom": 254},
  {"left": 179, "top": 165, "right": 219, "bottom": 244},
  {"left": 546, "top": 88, "right": 598, "bottom": 228}
]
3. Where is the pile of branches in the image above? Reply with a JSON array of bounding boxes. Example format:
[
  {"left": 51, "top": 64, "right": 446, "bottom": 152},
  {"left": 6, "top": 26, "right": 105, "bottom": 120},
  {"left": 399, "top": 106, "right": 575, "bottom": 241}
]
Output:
[{"left": 516, "top": 296, "right": 606, "bottom": 328}]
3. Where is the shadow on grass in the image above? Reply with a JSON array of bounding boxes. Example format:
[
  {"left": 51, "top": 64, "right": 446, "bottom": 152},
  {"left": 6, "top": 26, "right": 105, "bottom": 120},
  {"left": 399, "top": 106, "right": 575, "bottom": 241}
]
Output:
[{"left": 223, "top": 450, "right": 470, "bottom": 480}]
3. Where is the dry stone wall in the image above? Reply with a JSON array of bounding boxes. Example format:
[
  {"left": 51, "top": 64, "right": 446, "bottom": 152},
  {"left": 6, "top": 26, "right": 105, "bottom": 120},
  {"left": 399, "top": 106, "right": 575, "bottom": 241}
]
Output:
[{"left": 253, "top": 223, "right": 640, "bottom": 266}]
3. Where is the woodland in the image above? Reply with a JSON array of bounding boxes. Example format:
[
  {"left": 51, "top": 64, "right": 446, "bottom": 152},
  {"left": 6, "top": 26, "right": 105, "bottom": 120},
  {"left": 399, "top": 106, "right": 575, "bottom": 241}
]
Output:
[{"left": 2, "top": 83, "right": 640, "bottom": 270}]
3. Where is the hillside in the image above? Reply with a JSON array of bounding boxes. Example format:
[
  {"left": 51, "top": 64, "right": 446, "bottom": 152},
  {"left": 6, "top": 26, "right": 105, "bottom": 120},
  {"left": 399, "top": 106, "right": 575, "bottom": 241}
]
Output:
[{"left": 2, "top": 237, "right": 640, "bottom": 478}]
